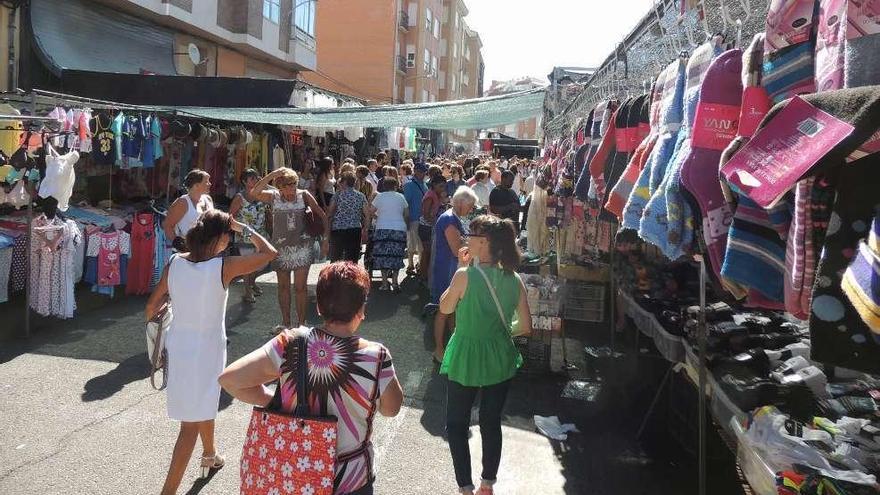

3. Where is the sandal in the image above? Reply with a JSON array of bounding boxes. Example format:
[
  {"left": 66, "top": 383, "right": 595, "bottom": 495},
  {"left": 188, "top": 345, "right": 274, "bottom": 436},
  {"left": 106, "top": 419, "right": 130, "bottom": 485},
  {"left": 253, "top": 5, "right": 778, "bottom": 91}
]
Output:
[
  {"left": 242, "top": 293, "right": 256, "bottom": 304},
  {"left": 251, "top": 284, "right": 263, "bottom": 296},
  {"left": 200, "top": 453, "right": 225, "bottom": 478}
]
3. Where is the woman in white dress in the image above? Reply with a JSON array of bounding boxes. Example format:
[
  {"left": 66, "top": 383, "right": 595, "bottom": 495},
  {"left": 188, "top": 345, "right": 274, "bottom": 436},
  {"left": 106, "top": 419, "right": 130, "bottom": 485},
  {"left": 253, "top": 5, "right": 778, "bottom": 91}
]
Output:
[
  {"left": 146, "top": 210, "right": 277, "bottom": 495},
  {"left": 163, "top": 169, "right": 214, "bottom": 252}
]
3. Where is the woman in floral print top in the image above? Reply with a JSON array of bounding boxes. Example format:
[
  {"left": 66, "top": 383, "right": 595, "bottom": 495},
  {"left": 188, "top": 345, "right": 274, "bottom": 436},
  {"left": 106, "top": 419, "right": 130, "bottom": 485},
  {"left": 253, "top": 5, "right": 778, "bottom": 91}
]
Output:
[
  {"left": 221, "top": 262, "right": 403, "bottom": 495},
  {"left": 230, "top": 169, "right": 270, "bottom": 303}
]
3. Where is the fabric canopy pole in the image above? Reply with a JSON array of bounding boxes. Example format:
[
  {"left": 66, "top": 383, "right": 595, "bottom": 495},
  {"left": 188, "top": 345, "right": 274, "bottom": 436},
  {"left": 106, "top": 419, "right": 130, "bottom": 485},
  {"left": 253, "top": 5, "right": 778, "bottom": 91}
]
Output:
[{"left": 173, "top": 89, "right": 545, "bottom": 130}]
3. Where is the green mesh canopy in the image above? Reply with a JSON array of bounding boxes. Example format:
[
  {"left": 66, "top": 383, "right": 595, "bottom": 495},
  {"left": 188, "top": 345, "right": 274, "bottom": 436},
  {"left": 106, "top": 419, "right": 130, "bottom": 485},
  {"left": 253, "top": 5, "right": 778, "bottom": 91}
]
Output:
[{"left": 173, "top": 89, "right": 544, "bottom": 130}]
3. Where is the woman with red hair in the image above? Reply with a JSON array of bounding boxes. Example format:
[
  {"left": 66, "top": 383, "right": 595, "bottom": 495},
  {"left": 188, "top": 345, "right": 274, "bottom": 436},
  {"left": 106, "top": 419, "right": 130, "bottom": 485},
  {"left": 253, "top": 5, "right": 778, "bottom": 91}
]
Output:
[{"left": 221, "top": 262, "right": 404, "bottom": 495}]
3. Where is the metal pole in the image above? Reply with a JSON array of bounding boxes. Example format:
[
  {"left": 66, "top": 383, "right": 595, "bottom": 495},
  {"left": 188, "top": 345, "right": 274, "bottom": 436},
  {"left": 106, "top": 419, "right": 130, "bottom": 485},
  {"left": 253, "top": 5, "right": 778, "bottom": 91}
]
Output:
[
  {"left": 697, "top": 255, "right": 707, "bottom": 495},
  {"left": 24, "top": 90, "right": 35, "bottom": 337},
  {"left": 7, "top": 5, "right": 17, "bottom": 92},
  {"left": 608, "top": 227, "right": 617, "bottom": 351}
]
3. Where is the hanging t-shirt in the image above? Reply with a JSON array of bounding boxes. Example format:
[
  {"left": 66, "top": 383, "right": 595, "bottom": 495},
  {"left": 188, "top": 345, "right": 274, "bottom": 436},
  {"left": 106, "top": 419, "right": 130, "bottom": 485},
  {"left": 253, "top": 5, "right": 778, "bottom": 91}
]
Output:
[
  {"left": 141, "top": 115, "right": 156, "bottom": 168},
  {"left": 112, "top": 112, "right": 125, "bottom": 166},
  {"left": 123, "top": 115, "right": 144, "bottom": 167},
  {"left": 91, "top": 112, "right": 115, "bottom": 165}
]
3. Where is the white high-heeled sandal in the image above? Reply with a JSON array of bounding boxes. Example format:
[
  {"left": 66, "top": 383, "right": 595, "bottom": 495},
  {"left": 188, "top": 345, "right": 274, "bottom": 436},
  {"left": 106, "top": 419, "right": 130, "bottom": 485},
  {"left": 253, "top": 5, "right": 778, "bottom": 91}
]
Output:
[{"left": 199, "top": 453, "right": 225, "bottom": 479}]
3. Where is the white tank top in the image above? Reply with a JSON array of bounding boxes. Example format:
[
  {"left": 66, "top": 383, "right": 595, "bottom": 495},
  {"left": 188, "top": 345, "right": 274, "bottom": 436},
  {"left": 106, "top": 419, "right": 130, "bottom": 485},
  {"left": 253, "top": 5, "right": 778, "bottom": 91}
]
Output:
[{"left": 175, "top": 194, "right": 208, "bottom": 238}]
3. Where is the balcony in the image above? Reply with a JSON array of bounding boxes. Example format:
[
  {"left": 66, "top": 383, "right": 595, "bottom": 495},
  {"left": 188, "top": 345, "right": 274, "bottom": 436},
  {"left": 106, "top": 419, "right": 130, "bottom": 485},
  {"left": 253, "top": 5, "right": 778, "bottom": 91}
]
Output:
[
  {"left": 396, "top": 55, "right": 407, "bottom": 74},
  {"left": 398, "top": 11, "right": 409, "bottom": 31}
]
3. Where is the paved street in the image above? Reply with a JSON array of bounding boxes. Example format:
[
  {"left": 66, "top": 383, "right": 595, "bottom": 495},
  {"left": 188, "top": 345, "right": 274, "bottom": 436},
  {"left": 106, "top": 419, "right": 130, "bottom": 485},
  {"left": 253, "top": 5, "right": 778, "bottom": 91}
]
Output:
[{"left": 0, "top": 263, "right": 744, "bottom": 495}]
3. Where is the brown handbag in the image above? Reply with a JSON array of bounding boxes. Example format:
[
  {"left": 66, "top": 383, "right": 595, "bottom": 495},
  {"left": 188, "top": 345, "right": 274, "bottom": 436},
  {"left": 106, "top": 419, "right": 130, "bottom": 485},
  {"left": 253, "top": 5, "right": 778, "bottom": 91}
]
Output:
[{"left": 304, "top": 191, "right": 324, "bottom": 238}]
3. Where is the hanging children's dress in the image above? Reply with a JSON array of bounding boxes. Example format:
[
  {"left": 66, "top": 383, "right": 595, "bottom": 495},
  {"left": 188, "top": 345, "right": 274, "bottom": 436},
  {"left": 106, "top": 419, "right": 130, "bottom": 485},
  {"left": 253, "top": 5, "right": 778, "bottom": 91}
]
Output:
[
  {"left": 126, "top": 212, "right": 156, "bottom": 295},
  {"left": 30, "top": 214, "right": 81, "bottom": 318}
]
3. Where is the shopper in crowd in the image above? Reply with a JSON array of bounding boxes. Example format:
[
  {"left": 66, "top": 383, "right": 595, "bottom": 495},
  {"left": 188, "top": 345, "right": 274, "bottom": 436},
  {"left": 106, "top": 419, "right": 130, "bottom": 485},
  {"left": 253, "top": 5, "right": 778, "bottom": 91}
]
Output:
[
  {"left": 489, "top": 170, "right": 522, "bottom": 231},
  {"left": 447, "top": 165, "right": 467, "bottom": 198},
  {"left": 228, "top": 169, "right": 269, "bottom": 303},
  {"left": 147, "top": 210, "right": 278, "bottom": 495},
  {"left": 326, "top": 171, "right": 369, "bottom": 263},
  {"left": 400, "top": 161, "right": 414, "bottom": 187},
  {"left": 510, "top": 164, "right": 522, "bottom": 197},
  {"left": 339, "top": 161, "right": 356, "bottom": 179},
  {"left": 437, "top": 214, "right": 531, "bottom": 495},
  {"left": 365, "top": 159, "right": 380, "bottom": 190},
  {"left": 419, "top": 175, "right": 447, "bottom": 284},
  {"left": 380, "top": 166, "right": 400, "bottom": 192},
  {"left": 164, "top": 169, "right": 214, "bottom": 251},
  {"left": 219, "top": 262, "right": 403, "bottom": 495},
  {"left": 471, "top": 170, "right": 492, "bottom": 209},
  {"left": 403, "top": 163, "right": 428, "bottom": 277},
  {"left": 314, "top": 156, "right": 336, "bottom": 212},
  {"left": 371, "top": 176, "right": 409, "bottom": 292},
  {"left": 251, "top": 167, "right": 329, "bottom": 329},
  {"left": 431, "top": 186, "right": 478, "bottom": 306},
  {"left": 427, "top": 164, "right": 444, "bottom": 183},
  {"left": 376, "top": 151, "right": 388, "bottom": 170},
  {"left": 355, "top": 165, "right": 376, "bottom": 200}
]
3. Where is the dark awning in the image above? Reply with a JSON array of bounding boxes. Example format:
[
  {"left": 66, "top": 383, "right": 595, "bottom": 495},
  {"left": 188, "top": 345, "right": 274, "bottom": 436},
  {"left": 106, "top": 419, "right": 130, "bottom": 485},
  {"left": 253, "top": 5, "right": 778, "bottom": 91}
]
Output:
[
  {"left": 30, "top": 0, "right": 177, "bottom": 76},
  {"left": 25, "top": 0, "right": 298, "bottom": 107},
  {"left": 57, "top": 71, "right": 298, "bottom": 108}
]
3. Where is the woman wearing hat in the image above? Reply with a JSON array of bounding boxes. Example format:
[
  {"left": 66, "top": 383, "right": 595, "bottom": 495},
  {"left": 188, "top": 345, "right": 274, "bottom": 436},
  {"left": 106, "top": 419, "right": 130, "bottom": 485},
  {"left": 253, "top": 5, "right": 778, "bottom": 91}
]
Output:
[{"left": 164, "top": 169, "right": 214, "bottom": 252}]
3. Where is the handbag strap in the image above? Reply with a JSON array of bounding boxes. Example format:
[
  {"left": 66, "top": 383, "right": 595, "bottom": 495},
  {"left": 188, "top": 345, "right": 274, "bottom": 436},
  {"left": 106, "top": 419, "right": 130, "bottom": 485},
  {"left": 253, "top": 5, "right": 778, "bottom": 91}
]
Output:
[
  {"left": 267, "top": 328, "right": 311, "bottom": 413},
  {"left": 294, "top": 329, "right": 310, "bottom": 416},
  {"left": 473, "top": 264, "right": 511, "bottom": 333}
]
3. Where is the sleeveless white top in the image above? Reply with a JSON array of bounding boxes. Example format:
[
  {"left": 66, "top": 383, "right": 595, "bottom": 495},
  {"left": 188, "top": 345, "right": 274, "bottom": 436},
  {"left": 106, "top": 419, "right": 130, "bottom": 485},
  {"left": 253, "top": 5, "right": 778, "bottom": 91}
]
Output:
[
  {"left": 175, "top": 194, "right": 210, "bottom": 238},
  {"left": 165, "top": 255, "right": 228, "bottom": 421}
]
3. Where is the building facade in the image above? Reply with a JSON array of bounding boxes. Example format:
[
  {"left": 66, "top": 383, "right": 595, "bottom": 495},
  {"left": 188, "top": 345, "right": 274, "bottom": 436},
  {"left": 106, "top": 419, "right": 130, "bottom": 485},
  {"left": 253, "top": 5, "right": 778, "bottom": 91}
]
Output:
[
  {"left": 484, "top": 77, "right": 545, "bottom": 140},
  {"left": 6, "top": 0, "right": 323, "bottom": 106},
  {"left": 304, "top": 0, "right": 483, "bottom": 107}
]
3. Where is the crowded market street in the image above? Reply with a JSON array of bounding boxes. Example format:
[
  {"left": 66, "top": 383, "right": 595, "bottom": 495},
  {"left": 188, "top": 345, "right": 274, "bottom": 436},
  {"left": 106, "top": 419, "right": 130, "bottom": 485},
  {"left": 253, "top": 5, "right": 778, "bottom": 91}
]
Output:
[{"left": 1, "top": 263, "right": 743, "bottom": 495}]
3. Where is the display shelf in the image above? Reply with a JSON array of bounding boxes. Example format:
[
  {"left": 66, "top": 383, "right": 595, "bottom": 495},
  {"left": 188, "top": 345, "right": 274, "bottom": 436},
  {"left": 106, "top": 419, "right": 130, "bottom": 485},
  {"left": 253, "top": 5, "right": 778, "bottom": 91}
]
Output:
[{"left": 620, "top": 292, "right": 686, "bottom": 363}]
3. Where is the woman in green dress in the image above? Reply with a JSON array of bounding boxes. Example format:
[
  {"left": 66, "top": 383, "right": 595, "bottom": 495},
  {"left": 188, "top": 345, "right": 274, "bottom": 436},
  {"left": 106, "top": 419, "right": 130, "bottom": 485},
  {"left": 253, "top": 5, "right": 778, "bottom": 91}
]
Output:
[{"left": 436, "top": 214, "right": 532, "bottom": 495}]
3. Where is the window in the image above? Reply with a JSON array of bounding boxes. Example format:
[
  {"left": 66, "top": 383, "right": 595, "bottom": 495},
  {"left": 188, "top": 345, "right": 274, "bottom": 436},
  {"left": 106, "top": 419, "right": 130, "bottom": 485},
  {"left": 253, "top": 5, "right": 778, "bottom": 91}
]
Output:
[
  {"left": 425, "top": 8, "right": 433, "bottom": 32},
  {"left": 451, "top": 74, "right": 457, "bottom": 91},
  {"left": 433, "top": 18, "right": 440, "bottom": 38},
  {"left": 465, "top": 46, "right": 471, "bottom": 60},
  {"left": 406, "top": 52, "right": 416, "bottom": 68},
  {"left": 424, "top": 48, "right": 431, "bottom": 72},
  {"left": 422, "top": 89, "right": 429, "bottom": 102},
  {"left": 405, "top": 86, "right": 414, "bottom": 103},
  {"left": 455, "top": 13, "right": 459, "bottom": 29},
  {"left": 293, "top": 0, "right": 316, "bottom": 38},
  {"left": 263, "top": 0, "right": 281, "bottom": 23},
  {"left": 431, "top": 55, "right": 438, "bottom": 76},
  {"left": 453, "top": 42, "right": 458, "bottom": 59}
]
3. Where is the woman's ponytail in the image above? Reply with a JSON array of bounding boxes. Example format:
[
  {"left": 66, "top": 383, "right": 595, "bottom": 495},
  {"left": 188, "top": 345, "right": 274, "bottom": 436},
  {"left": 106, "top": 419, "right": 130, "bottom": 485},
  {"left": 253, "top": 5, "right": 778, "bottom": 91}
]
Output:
[{"left": 470, "top": 215, "right": 521, "bottom": 272}]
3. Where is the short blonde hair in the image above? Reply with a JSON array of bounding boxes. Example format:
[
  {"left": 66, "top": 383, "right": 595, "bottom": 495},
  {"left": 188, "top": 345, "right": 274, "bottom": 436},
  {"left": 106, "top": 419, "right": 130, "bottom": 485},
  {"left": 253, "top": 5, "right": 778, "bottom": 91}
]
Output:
[
  {"left": 274, "top": 167, "right": 299, "bottom": 188},
  {"left": 340, "top": 163, "right": 355, "bottom": 176}
]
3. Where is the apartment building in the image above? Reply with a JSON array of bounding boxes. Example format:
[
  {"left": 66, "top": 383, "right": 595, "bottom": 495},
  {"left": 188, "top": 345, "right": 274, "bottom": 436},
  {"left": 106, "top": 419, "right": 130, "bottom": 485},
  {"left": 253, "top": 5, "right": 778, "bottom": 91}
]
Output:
[
  {"left": 12, "top": 0, "right": 322, "bottom": 105},
  {"left": 304, "top": 0, "right": 482, "bottom": 106}
]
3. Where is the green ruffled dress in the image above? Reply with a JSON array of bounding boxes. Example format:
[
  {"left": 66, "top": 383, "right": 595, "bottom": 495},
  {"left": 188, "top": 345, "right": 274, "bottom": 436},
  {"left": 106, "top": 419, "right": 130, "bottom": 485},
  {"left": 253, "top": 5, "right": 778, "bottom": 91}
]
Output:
[{"left": 440, "top": 265, "right": 522, "bottom": 386}]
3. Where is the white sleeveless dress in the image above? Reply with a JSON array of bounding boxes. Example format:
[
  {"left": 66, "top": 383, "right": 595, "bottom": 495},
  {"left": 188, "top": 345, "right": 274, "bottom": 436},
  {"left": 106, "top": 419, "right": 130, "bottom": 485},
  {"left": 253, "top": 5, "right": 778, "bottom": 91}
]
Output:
[{"left": 165, "top": 255, "right": 228, "bottom": 421}]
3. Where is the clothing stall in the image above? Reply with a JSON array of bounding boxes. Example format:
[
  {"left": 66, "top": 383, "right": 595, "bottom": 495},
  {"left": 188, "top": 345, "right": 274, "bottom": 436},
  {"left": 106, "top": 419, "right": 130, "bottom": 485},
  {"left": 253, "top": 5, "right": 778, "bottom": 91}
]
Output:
[
  {"left": 536, "top": 0, "right": 880, "bottom": 494},
  {"left": 0, "top": 89, "right": 329, "bottom": 336}
]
